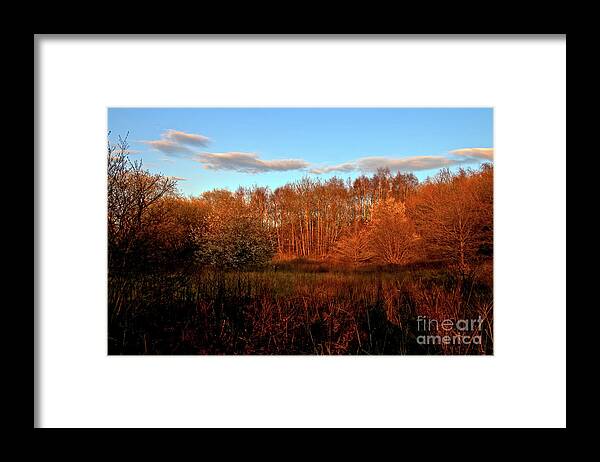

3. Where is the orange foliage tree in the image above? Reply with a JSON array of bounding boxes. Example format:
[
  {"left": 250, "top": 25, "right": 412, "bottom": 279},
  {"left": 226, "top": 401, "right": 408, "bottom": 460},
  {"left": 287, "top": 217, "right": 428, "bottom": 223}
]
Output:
[
  {"left": 408, "top": 165, "right": 493, "bottom": 273},
  {"left": 367, "top": 197, "right": 420, "bottom": 265}
]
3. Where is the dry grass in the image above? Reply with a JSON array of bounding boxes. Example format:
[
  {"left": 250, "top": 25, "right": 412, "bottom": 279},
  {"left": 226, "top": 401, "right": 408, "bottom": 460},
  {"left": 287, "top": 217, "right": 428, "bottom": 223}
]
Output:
[{"left": 108, "top": 261, "right": 493, "bottom": 355}]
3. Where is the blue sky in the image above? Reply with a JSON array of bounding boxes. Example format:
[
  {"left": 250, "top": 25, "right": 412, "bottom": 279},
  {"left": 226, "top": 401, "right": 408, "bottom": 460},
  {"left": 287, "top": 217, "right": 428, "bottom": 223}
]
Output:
[{"left": 108, "top": 108, "right": 493, "bottom": 196}]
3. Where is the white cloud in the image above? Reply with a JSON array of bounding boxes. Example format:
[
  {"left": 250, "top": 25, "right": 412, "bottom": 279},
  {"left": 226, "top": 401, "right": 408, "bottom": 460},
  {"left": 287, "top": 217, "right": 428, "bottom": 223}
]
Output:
[
  {"left": 136, "top": 134, "right": 493, "bottom": 176},
  {"left": 356, "top": 155, "right": 469, "bottom": 172},
  {"left": 139, "top": 129, "right": 211, "bottom": 156},
  {"left": 141, "top": 139, "right": 193, "bottom": 154},
  {"left": 195, "top": 152, "right": 310, "bottom": 173},
  {"left": 309, "top": 148, "right": 493, "bottom": 175},
  {"left": 309, "top": 163, "right": 357, "bottom": 174},
  {"left": 450, "top": 147, "right": 494, "bottom": 161},
  {"left": 163, "top": 129, "right": 210, "bottom": 147}
]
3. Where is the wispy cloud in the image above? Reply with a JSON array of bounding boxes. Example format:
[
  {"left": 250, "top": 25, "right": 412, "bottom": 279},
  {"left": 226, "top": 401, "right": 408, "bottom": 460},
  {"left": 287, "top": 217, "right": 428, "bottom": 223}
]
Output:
[
  {"left": 356, "top": 155, "right": 470, "bottom": 172},
  {"left": 163, "top": 129, "right": 210, "bottom": 147},
  {"left": 195, "top": 152, "right": 310, "bottom": 173},
  {"left": 139, "top": 129, "right": 211, "bottom": 156},
  {"left": 450, "top": 147, "right": 494, "bottom": 161},
  {"left": 141, "top": 139, "right": 194, "bottom": 154},
  {"left": 168, "top": 176, "right": 188, "bottom": 181},
  {"left": 309, "top": 148, "right": 493, "bottom": 175},
  {"left": 309, "top": 162, "right": 357, "bottom": 174},
  {"left": 137, "top": 134, "right": 492, "bottom": 177}
]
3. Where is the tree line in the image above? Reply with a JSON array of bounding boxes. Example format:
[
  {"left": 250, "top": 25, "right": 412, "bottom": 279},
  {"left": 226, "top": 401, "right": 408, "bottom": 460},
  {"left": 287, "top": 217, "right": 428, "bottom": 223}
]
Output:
[{"left": 108, "top": 135, "right": 493, "bottom": 274}]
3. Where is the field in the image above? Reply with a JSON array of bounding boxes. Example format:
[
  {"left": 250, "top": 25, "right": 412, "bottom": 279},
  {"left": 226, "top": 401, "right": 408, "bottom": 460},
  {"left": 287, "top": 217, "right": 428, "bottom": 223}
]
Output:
[{"left": 108, "top": 259, "right": 493, "bottom": 355}]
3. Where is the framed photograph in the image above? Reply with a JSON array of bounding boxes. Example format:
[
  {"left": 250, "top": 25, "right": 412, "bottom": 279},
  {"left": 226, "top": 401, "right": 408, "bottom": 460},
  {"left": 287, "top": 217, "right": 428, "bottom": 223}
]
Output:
[{"left": 35, "top": 34, "right": 566, "bottom": 428}]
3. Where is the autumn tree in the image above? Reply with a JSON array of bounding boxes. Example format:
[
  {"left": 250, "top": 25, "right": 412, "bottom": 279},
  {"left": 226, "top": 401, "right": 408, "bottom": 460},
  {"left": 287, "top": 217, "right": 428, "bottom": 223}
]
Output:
[
  {"left": 270, "top": 177, "right": 353, "bottom": 258},
  {"left": 107, "top": 133, "right": 178, "bottom": 269},
  {"left": 408, "top": 166, "right": 493, "bottom": 274},
  {"left": 139, "top": 197, "right": 208, "bottom": 268},
  {"left": 192, "top": 190, "right": 276, "bottom": 270},
  {"left": 331, "top": 224, "right": 375, "bottom": 267},
  {"left": 470, "top": 163, "right": 493, "bottom": 257},
  {"left": 367, "top": 197, "right": 420, "bottom": 265}
]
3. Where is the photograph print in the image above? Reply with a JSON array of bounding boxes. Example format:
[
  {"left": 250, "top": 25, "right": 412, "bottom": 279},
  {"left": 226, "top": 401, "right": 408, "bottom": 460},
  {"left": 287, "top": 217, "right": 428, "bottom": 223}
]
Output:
[{"left": 108, "top": 108, "right": 494, "bottom": 355}]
